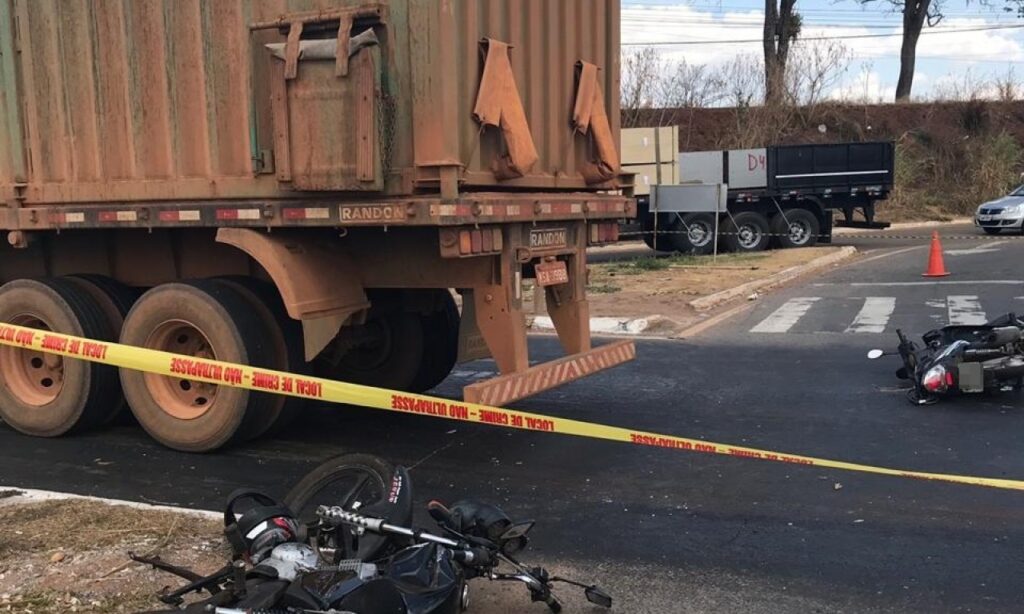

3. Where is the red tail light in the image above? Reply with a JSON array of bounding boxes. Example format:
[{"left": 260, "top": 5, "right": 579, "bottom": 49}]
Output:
[{"left": 921, "top": 365, "right": 948, "bottom": 393}]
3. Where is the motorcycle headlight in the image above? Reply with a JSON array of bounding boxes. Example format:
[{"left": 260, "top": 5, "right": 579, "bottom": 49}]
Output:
[{"left": 921, "top": 365, "right": 951, "bottom": 393}]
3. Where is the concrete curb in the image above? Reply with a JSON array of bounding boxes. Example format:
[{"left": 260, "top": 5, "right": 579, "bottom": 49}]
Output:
[
  {"left": 0, "top": 485, "right": 219, "bottom": 519},
  {"left": 688, "top": 245, "right": 858, "bottom": 312},
  {"left": 531, "top": 315, "right": 657, "bottom": 335},
  {"left": 833, "top": 218, "right": 972, "bottom": 235}
]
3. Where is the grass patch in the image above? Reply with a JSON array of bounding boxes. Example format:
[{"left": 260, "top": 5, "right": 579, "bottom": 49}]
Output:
[
  {"left": 586, "top": 283, "right": 621, "bottom": 294},
  {"left": 600, "top": 251, "right": 769, "bottom": 276},
  {"left": 0, "top": 500, "right": 220, "bottom": 557}
]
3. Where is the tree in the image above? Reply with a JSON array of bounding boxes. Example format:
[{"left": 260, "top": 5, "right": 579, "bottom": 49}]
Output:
[
  {"left": 894, "top": 0, "right": 940, "bottom": 100},
  {"left": 763, "top": 0, "right": 801, "bottom": 105},
  {"left": 861, "top": 0, "right": 1024, "bottom": 101},
  {"left": 620, "top": 47, "right": 663, "bottom": 128},
  {"left": 619, "top": 48, "right": 726, "bottom": 127},
  {"left": 786, "top": 40, "right": 852, "bottom": 106}
]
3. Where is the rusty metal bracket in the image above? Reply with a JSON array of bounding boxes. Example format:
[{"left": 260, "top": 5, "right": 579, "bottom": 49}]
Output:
[
  {"left": 473, "top": 39, "right": 539, "bottom": 180},
  {"left": 572, "top": 61, "right": 619, "bottom": 184},
  {"left": 250, "top": 3, "right": 386, "bottom": 80}
]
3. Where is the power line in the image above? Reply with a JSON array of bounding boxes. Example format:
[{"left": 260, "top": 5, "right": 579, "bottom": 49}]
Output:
[
  {"left": 621, "top": 23, "right": 1024, "bottom": 46},
  {"left": 623, "top": 19, "right": 919, "bottom": 29},
  {"left": 618, "top": 16, "right": 1019, "bottom": 28},
  {"left": 621, "top": 0, "right": 1014, "bottom": 14}
]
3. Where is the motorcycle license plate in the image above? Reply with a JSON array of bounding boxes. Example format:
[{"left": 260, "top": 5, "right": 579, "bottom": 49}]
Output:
[{"left": 535, "top": 261, "right": 569, "bottom": 287}]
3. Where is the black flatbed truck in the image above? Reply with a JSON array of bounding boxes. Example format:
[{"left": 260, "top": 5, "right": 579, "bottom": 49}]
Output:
[{"left": 631, "top": 140, "right": 895, "bottom": 253}]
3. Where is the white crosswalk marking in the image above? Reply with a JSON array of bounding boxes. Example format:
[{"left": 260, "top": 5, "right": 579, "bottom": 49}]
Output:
[
  {"left": 947, "top": 295, "right": 987, "bottom": 325},
  {"left": 749, "top": 294, "right": 999, "bottom": 334},
  {"left": 750, "top": 297, "right": 820, "bottom": 333},
  {"left": 845, "top": 297, "right": 897, "bottom": 334}
]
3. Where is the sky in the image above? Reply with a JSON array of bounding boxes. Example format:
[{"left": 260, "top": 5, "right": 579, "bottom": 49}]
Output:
[{"left": 620, "top": 0, "right": 1024, "bottom": 102}]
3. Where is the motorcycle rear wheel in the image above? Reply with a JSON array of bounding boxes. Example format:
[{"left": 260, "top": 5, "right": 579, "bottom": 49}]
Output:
[{"left": 285, "top": 454, "right": 398, "bottom": 560}]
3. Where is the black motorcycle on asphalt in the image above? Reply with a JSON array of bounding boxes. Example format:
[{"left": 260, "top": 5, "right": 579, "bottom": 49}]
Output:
[
  {"left": 135, "top": 454, "right": 611, "bottom": 613},
  {"left": 868, "top": 312, "right": 1024, "bottom": 405}
]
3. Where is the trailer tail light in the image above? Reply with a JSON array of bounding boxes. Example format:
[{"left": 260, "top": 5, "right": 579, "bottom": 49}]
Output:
[
  {"left": 444, "top": 227, "right": 503, "bottom": 257},
  {"left": 588, "top": 222, "right": 619, "bottom": 246}
]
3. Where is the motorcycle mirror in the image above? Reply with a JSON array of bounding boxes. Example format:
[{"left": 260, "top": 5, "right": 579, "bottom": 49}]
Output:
[
  {"left": 585, "top": 585, "right": 613, "bottom": 608},
  {"left": 499, "top": 520, "right": 535, "bottom": 542},
  {"left": 867, "top": 349, "right": 886, "bottom": 360}
]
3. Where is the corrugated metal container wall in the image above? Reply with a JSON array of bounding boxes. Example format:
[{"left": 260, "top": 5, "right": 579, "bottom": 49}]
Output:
[
  {"left": 0, "top": 0, "right": 620, "bottom": 205},
  {"left": 445, "top": 0, "right": 621, "bottom": 189}
]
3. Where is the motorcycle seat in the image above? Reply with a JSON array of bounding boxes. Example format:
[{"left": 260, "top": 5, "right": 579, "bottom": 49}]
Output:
[{"left": 975, "top": 326, "right": 1023, "bottom": 348}]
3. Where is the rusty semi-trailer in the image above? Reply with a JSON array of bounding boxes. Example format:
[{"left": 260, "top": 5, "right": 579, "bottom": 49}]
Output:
[{"left": 0, "top": 1, "right": 635, "bottom": 451}]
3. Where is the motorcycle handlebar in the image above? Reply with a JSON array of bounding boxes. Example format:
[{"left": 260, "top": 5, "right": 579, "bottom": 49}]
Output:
[
  {"left": 211, "top": 605, "right": 292, "bottom": 609},
  {"left": 452, "top": 546, "right": 496, "bottom": 567},
  {"left": 316, "top": 506, "right": 497, "bottom": 568}
]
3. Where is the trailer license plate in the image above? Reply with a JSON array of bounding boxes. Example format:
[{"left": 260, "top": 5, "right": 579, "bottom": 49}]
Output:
[{"left": 535, "top": 261, "right": 569, "bottom": 287}]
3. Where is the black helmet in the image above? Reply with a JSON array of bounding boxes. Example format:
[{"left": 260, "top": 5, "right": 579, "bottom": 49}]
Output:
[{"left": 223, "top": 489, "right": 299, "bottom": 563}]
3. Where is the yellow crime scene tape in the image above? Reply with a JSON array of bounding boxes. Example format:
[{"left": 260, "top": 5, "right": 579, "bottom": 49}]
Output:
[{"left": 2, "top": 322, "right": 1023, "bottom": 492}]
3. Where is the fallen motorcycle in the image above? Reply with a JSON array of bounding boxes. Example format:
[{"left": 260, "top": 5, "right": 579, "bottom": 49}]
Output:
[
  {"left": 868, "top": 312, "right": 1024, "bottom": 405},
  {"left": 134, "top": 453, "right": 611, "bottom": 613}
]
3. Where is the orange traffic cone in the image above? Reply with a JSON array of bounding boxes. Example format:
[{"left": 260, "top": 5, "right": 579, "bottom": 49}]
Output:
[{"left": 922, "top": 231, "right": 950, "bottom": 277}]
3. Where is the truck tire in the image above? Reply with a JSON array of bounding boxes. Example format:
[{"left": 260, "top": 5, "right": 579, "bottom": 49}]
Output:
[
  {"left": 63, "top": 274, "right": 141, "bottom": 424},
  {"left": 119, "top": 281, "right": 276, "bottom": 452},
  {"left": 640, "top": 214, "right": 673, "bottom": 252},
  {"left": 770, "top": 209, "right": 820, "bottom": 248},
  {"left": 315, "top": 291, "right": 425, "bottom": 391},
  {"left": 212, "top": 277, "right": 307, "bottom": 439},
  {"left": 0, "top": 278, "right": 120, "bottom": 437},
  {"left": 409, "top": 290, "right": 460, "bottom": 392},
  {"left": 722, "top": 212, "right": 770, "bottom": 253},
  {"left": 669, "top": 213, "right": 716, "bottom": 255}
]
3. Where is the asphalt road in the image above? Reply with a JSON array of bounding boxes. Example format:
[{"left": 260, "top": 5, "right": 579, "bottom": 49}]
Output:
[{"left": 2, "top": 226, "right": 1024, "bottom": 613}]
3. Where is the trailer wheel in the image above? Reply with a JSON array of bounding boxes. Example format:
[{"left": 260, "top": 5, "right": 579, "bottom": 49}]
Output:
[
  {"left": 722, "top": 212, "right": 770, "bottom": 252},
  {"left": 770, "top": 209, "right": 820, "bottom": 248},
  {"left": 212, "top": 277, "right": 308, "bottom": 438},
  {"left": 120, "top": 281, "right": 275, "bottom": 452},
  {"left": 63, "top": 275, "right": 141, "bottom": 424},
  {"left": 0, "top": 278, "right": 120, "bottom": 437},
  {"left": 315, "top": 292, "right": 425, "bottom": 391},
  {"left": 669, "top": 213, "right": 716, "bottom": 255},
  {"left": 640, "top": 213, "right": 673, "bottom": 252},
  {"left": 409, "top": 290, "right": 460, "bottom": 392}
]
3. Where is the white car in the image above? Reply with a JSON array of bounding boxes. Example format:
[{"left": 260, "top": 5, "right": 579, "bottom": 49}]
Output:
[{"left": 975, "top": 186, "right": 1024, "bottom": 234}]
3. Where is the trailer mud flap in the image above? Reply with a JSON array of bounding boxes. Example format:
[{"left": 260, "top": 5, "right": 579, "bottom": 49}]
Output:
[{"left": 463, "top": 340, "right": 635, "bottom": 406}]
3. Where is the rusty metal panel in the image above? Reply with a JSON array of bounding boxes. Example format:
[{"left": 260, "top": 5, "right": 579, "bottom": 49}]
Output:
[
  {"left": 0, "top": 0, "right": 621, "bottom": 206},
  {"left": 0, "top": 0, "right": 25, "bottom": 186},
  {"left": 443, "top": 0, "right": 621, "bottom": 190}
]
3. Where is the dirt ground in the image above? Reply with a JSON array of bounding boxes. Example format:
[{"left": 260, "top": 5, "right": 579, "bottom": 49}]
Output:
[
  {"left": 576, "top": 247, "right": 839, "bottom": 325},
  {"left": 0, "top": 496, "right": 226, "bottom": 613},
  {"left": 0, "top": 496, "right": 602, "bottom": 614}
]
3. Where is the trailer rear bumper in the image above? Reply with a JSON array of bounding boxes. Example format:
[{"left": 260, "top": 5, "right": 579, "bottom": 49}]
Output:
[{"left": 463, "top": 340, "right": 635, "bottom": 406}]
